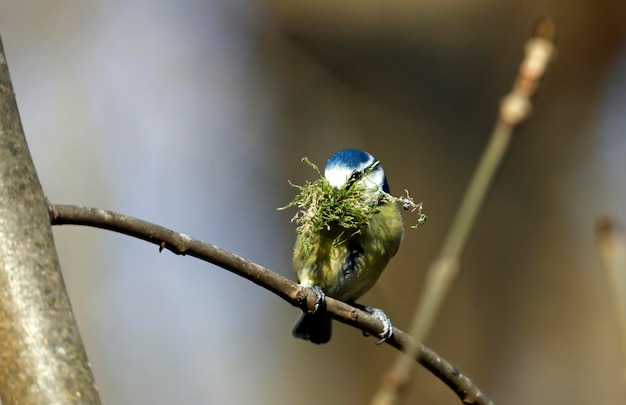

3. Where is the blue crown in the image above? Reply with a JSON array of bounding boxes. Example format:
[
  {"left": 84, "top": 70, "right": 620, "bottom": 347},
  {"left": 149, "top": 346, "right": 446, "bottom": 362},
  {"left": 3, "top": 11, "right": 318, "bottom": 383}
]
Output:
[{"left": 324, "top": 149, "right": 391, "bottom": 193}]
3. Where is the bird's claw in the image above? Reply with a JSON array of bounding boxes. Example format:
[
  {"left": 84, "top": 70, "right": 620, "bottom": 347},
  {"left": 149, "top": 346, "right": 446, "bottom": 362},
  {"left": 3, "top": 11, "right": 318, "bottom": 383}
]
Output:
[
  {"left": 309, "top": 285, "right": 325, "bottom": 314},
  {"left": 362, "top": 306, "right": 393, "bottom": 344}
]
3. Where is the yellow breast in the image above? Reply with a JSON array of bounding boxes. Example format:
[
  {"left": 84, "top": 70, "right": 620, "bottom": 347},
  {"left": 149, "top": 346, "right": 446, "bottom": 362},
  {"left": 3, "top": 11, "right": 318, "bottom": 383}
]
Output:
[{"left": 293, "top": 202, "right": 403, "bottom": 301}]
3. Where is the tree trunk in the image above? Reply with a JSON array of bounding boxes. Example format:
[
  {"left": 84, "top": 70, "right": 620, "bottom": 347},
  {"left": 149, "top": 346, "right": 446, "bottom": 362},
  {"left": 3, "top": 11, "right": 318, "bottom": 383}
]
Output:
[{"left": 0, "top": 36, "right": 101, "bottom": 404}]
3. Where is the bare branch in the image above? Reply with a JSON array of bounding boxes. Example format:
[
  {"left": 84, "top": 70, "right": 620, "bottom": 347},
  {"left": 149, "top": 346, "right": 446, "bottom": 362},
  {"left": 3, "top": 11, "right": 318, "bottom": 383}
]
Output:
[
  {"left": 49, "top": 203, "right": 493, "bottom": 405},
  {"left": 372, "top": 18, "right": 556, "bottom": 405},
  {"left": 595, "top": 217, "right": 626, "bottom": 370},
  {"left": 0, "top": 38, "right": 101, "bottom": 404}
]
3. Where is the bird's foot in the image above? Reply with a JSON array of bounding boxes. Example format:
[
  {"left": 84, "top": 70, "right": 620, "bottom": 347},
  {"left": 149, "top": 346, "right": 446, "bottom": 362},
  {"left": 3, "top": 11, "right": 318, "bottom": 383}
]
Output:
[
  {"left": 357, "top": 305, "right": 393, "bottom": 344},
  {"left": 309, "top": 285, "right": 326, "bottom": 314}
]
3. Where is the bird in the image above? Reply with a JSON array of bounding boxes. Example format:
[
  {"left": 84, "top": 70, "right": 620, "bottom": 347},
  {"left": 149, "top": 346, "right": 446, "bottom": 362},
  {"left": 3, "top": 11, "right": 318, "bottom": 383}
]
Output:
[{"left": 292, "top": 149, "right": 404, "bottom": 344}]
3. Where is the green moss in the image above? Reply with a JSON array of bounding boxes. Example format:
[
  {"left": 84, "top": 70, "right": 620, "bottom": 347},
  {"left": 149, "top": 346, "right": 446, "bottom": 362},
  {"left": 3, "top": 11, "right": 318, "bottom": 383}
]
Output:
[{"left": 279, "top": 157, "right": 427, "bottom": 259}]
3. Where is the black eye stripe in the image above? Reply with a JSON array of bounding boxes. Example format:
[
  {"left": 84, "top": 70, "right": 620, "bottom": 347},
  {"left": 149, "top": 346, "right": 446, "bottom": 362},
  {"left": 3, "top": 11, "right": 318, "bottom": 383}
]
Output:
[
  {"left": 353, "top": 160, "right": 378, "bottom": 179},
  {"left": 350, "top": 170, "right": 363, "bottom": 181}
]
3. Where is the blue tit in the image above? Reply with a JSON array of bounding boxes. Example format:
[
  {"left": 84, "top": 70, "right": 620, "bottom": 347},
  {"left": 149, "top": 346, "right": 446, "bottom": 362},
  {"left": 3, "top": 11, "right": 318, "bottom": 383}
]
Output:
[{"left": 292, "top": 149, "right": 404, "bottom": 344}]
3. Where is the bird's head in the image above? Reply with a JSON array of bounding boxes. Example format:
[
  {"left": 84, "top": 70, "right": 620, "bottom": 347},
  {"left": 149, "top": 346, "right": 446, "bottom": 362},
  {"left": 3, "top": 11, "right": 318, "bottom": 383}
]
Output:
[{"left": 324, "top": 149, "right": 390, "bottom": 194}]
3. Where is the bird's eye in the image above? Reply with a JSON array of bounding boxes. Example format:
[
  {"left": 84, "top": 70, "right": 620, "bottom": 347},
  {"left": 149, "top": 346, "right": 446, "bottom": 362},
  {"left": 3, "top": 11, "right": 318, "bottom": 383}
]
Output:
[
  {"left": 343, "top": 170, "right": 364, "bottom": 190},
  {"left": 349, "top": 170, "right": 363, "bottom": 181}
]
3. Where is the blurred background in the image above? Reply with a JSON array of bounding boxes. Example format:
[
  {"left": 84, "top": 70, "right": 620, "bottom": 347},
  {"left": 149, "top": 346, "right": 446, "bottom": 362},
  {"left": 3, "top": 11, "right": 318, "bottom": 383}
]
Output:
[{"left": 1, "top": 0, "right": 626, "bottom": 404}]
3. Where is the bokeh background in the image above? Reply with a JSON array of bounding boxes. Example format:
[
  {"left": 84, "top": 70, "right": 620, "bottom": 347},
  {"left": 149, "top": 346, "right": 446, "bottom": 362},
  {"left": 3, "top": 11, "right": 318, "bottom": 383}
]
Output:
[{"left": 1, "top": 1, "right": 626, "bottom": 404}]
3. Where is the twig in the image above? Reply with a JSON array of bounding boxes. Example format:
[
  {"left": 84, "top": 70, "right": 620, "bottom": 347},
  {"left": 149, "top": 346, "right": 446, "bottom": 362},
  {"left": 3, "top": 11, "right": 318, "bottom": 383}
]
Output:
[
  {"left": 595, "top": 217, "right": 626, "bottom": 371},
  {"left": 48, "top": 202, "right": 493, "bottom": 405},
  {"left": 371, "top": 18, "right": 556, "bottom": 405}
]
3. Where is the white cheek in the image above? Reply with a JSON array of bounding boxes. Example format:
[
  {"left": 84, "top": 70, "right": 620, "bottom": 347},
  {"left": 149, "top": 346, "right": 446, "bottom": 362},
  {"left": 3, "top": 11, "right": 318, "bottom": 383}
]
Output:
[
  {"left": 365, "top": 169, "right": 385, "bottom": 192},
  {"left": 324, "top": 167, "right": 351, "bottom": 188}
]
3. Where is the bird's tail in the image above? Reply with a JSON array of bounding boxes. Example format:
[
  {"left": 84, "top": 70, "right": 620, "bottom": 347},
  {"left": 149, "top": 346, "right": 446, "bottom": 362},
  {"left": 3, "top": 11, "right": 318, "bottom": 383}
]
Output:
[{"left": 292, "top": 312, "right": 332, "bottom": 344}]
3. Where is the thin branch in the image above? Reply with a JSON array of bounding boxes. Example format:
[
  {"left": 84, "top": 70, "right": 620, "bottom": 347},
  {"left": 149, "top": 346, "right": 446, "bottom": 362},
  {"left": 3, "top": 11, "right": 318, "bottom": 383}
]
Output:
[
  {"left": 595, "top": 217, "right": 626, "bottom": 371},
  {"left": 48, "top": 202, "right": 493, "bottom": 405},
  {"left": 372, "top": 18, "right": 557, "bottom": 405},
  {"left": 0, "top": 38, "right": 101, "bottom": 404}
]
